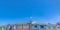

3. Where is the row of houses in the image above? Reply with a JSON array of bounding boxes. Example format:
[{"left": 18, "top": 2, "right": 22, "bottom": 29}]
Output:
[
  {"left": 0, "top": 21, "right": 60, "bottom": 30},
  {"left": 0, "top": 22, "right": 32, "bottom": 30}
]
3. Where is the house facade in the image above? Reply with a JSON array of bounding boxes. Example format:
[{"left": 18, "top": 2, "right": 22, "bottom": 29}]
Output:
[{"left": 0, "top": 22, "right": 60, "bottom": 30}]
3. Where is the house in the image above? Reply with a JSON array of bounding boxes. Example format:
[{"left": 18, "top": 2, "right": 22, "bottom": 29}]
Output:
[{"left": 0, "top": 21, "right": 60, "bottom": 30}]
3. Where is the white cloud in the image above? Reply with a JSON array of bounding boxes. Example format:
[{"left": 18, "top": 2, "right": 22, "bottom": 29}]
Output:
[
  {"left": 32, "top": 21, "right": 37, "bottom": 24},
  {"left": 32, "top": 16, "right": 60, "bottom": 24}
]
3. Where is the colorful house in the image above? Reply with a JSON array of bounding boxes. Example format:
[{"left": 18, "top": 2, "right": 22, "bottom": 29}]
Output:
[
  {"left": 0, "top": 22, "right": 60, "bottom": 30},
  {"left": 32, "top": 22, "right": 46, "bottom": 30}
]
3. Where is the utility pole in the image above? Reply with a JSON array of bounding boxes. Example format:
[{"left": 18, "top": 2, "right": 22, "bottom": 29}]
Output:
[{"left": 29, "top": 17, "right": 32, "bottom": 30}]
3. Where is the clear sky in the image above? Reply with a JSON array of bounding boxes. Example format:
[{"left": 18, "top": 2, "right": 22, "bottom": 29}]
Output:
[{"left": 0, "top": 0, "right": 60, "bottom": 24}]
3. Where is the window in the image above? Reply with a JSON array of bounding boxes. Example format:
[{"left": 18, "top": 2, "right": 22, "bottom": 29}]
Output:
[
  {"left": 58, "top": 27, "right": 60, "bottom": 29},
  {"left": 18, "top": 25, "right": 22, "bottom": 28},
  {"left": 9, "top": 26, "right": 12, "bottom": 30},
  {"left": 34, "top": 25, "right": 37, "bottom": 28},
  {"left": 40, "top": 25, "right": 44, "bottom": 28},
  {"left": 24, "top": 25, "right": 29, "bottom": 28}
]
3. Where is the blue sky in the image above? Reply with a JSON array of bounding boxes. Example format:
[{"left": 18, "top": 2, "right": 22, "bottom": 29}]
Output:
[{"left": 0, "top": 0, "right": 60, "bottom": 24}]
